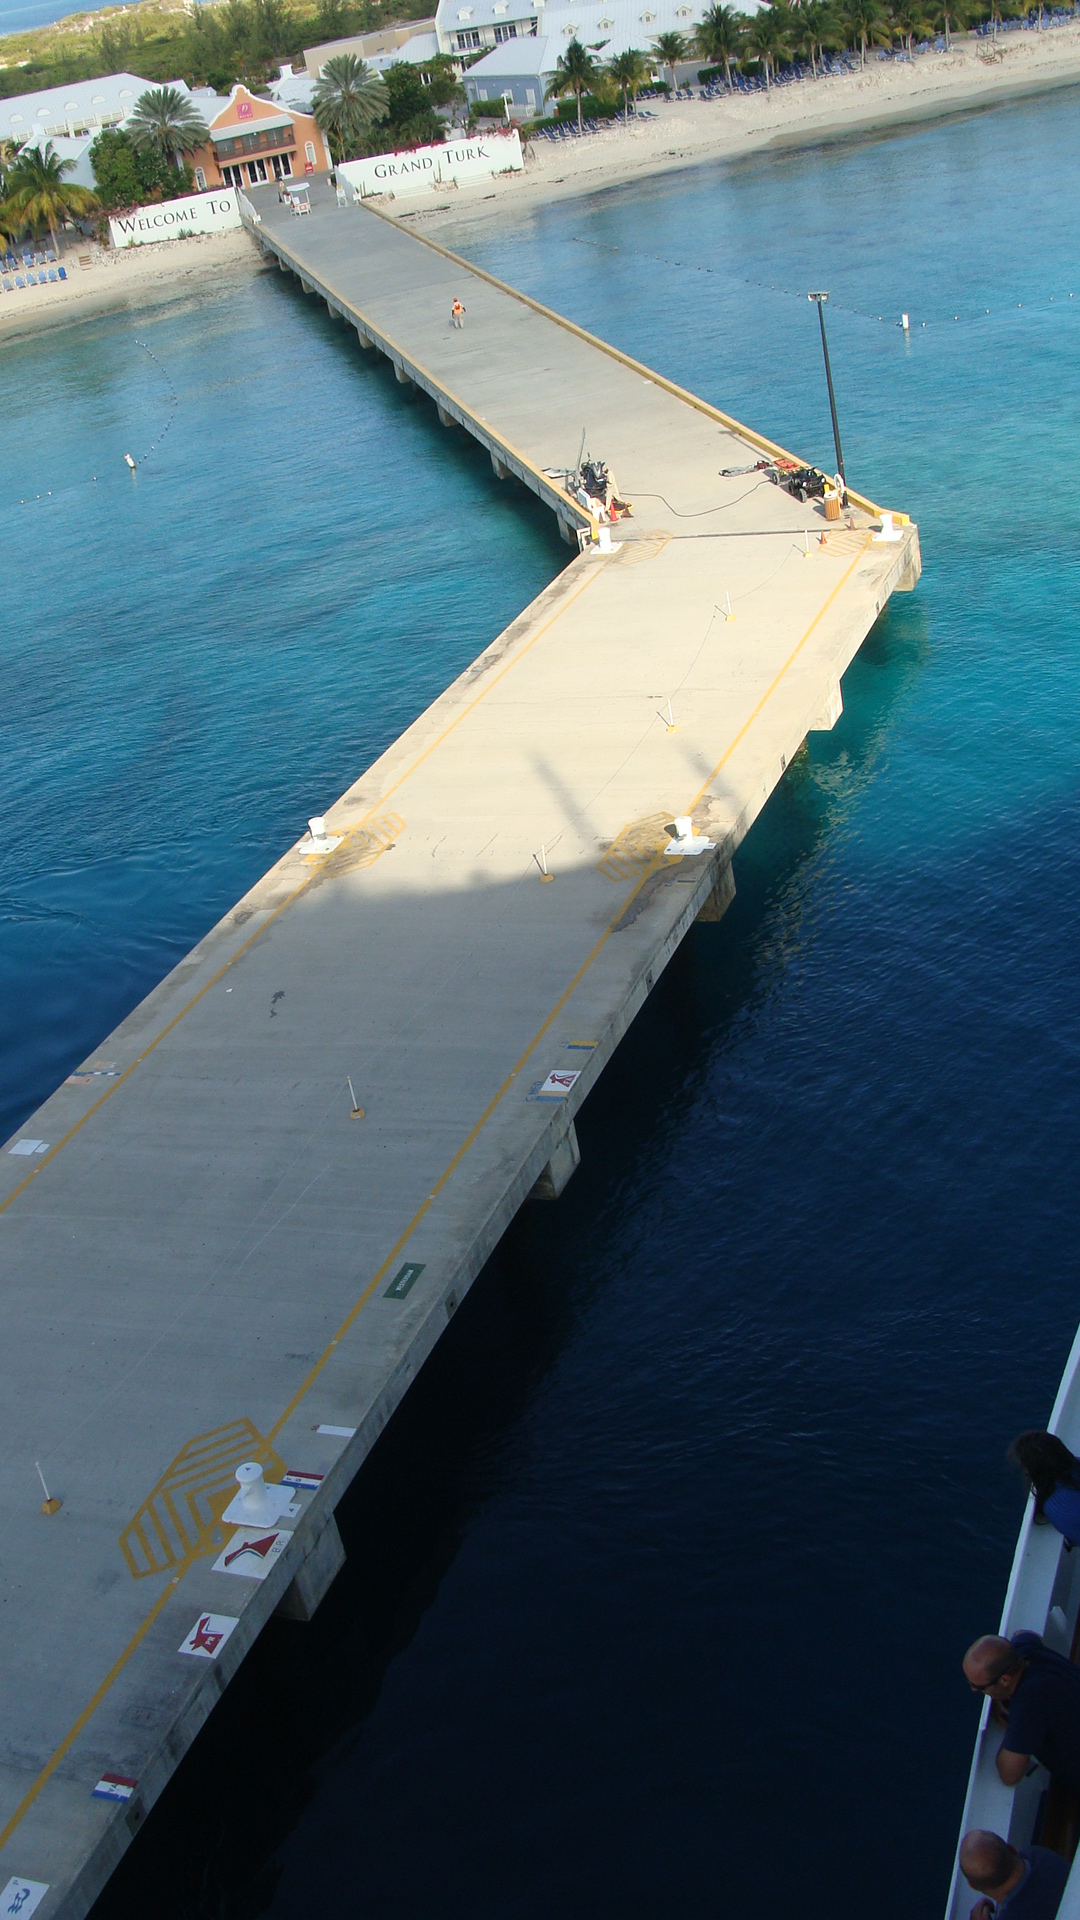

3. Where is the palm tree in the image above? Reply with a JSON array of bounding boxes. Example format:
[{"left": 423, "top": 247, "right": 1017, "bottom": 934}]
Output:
[
  {"left": 127, "top": 86, "right": 209, "bottom": 169},
  {"left": 545, "top": 38, "right": 603, "bottom": 131},
  {"left": 844, "top": 0, "right": 889, "bottom": 62},
  {"left": 891, "top": 0, "right": 928, "bottom": 51},
  {"left": 607, "top": 47, "right": 649, "bottom": 117},
  {"left": 933, "top": 0, "right": 967, "bottom": 45},
  {"left": 312, "top": 52, "right": 389, "bottom": 160},
  {"left": 741, "top": 4, "right": 789, "bottom": 90},
  {"left": 0, "top": 141, "right": 98, "bottom": 256},
  {"left": 695, "top": 2, "right": 742, "bottom": 86},
  {"left": 652, "top": 29, "right": 686, "bottom": 88},
  {"left": 790, "top": 0, "right": 833, "bottom": 74}
]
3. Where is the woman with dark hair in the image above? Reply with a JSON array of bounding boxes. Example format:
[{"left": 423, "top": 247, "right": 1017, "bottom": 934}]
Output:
[{"left": 1009, "top": 1431, "right": 1080, "bottom": 1546}]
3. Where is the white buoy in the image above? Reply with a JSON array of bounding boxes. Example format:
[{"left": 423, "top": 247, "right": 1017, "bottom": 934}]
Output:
[
  {"left": 902, "top": 312, "right": 910, "bottom": 331},
  {"left": 124, "top": 453, "right": 136, "bottom": 470}
]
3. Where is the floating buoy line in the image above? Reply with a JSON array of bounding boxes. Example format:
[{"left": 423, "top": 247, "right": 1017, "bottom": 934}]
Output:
[
  {"left": 15, "top": 332, "right": 178, "bottom": 504},
  {"left": 569, "top": 233, "right": 1079, "bottom": 331}
]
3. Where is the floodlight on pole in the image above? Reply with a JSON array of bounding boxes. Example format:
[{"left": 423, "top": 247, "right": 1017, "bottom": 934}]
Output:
[{"left": 808, "top": 291, "right": 845, "bottom": 487}]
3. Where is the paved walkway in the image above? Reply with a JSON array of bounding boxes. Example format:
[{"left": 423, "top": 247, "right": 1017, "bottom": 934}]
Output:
[{"left": 0, "top": 188, "right": 919, "bottom": 1918}]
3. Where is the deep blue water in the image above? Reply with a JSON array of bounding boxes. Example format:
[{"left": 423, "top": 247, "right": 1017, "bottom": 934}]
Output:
[{"left": 5, "top": 89, "right": 1080, "bottom": 1920}]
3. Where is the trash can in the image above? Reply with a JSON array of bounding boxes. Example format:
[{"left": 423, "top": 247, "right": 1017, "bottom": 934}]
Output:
[{"left": 824, "top": 490, "right": 841, "bottom": 521}]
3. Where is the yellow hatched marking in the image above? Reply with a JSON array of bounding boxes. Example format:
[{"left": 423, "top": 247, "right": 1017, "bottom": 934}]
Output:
[
  {"left": 0, "top": 548, "right": 869, "bottom": 1859},
  {"left": 598, "top": 813, "right": 672, "bottom": 882},
  {"left": 119, "top": 1418, "right": 284, "bottom": 1579}
]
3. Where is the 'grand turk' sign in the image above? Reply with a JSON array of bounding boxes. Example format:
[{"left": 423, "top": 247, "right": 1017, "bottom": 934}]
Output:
[{"left": 336, "top": 133, "right": 522, "bottom": 201}]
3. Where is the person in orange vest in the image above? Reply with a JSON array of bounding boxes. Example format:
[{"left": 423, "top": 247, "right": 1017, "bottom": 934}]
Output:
[{"left": 451, "top": 297, "right": 466, "bottom": 329}]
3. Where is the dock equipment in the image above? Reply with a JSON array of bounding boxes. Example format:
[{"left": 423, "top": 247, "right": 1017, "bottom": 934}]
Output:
[{"left": 0, "top": 186, "right": 920, "bottom": 1917}]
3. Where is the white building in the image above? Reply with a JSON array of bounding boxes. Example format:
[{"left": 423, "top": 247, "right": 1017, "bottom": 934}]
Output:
[
  {"left": 443, "top": 0, "right": 764, "bottom": 112},
  {"left": 302, "top": 20, "right": 441, "bottom": 79},
  {"left": 0, "top": 73, "right": 151, "bottom": 187}
]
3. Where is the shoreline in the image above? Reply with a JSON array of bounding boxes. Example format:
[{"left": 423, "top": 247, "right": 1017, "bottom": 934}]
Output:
[
  {"left": 4, "top": 28, "right": 1080, "bottom": 336},
  {"left": 0, "top": 224, "right": 266, "bottom": 341},
  {"left": 390, "top": 25, "right": 1080, "bottom": 237}
]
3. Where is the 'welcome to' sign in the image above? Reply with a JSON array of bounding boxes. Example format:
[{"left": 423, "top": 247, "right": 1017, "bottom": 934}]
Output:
[
  {"left": 337, "top": 132, "right": 522, "bottom": 202},
  {"left": 109, "top": 188, "right": 241, "bottom": 248}
]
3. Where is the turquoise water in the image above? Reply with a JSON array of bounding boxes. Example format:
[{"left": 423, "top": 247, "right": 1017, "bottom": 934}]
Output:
[{"left": 6, "top": 89, "right": 1080, "bottom": 1920}]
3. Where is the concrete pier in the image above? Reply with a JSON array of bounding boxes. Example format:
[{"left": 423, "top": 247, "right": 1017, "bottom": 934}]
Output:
[{"left": 0, "top": 187, "right": 919, "bottom": 1918}]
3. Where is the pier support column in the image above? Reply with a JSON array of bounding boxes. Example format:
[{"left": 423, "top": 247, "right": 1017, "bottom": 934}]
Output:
[
  {"left": 276, "top": 1514, "right": 346, "bottom": 1622},
  {"left": 300, "top": 276, "right": 314, "bottom": 294},
  {"left": 356, "top": 327, "right": 373, "bottom": 349},
  {"left": 808, "top": 680, "right": 843, "bottom": 732},
  {"left": 528, "top": 1122, "right": 580, "bottom": 1201},
  {"left": 696, "top": 861, "right": 735, "bottom": 924},
  {"left": 558, "top": 517, "right": 576, "bottom": 546},
  {"left": 437, "top": 404, "right": 454, "bottom": 427},
  {"left": 491, "top": 452, "right": 509, "bottom": 481},
  {"left": 394, "top": 362, "right": 413, "bottom": 386}
]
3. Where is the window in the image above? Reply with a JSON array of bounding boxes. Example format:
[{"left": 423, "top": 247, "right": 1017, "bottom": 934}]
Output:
[
  {"left": 563, "top": 20, "right": 578, "bottom": 31},
  {"left": 194, "top": 166, "right": 206, "bottom": 189},
  {"left": 493, "top": 3, "right": 507, "bottom": 12},
  {"left": 477, "top": 85, "right": 488, "bottom": 97},
  {"left": 457, "top": 7, "right": 473, "bottom": 17},
  {"left": 247, "top": 156, "right": 268, "bottom": 182},
  {"left": 525, "top": 87, "right": 536, "bottom": 104},
  {"left": 272, "top": 151, "right": 292, "bottom": 177},
  {"left": 221, "top": 163, "right": 244, "bottom": 187},
  {"left": 494, "top": 21, "right": 517, "bottom": 39},
  {"left": 456, "top": 28, "right": 481, "bottom": 46},
  {"left": 305, "top": 140, "right": 317, "bottom": 164}
]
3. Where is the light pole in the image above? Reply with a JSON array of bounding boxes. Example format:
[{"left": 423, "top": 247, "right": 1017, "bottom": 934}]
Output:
[{"left": 808, "top": 291, "right": 845, "bottom": 488}]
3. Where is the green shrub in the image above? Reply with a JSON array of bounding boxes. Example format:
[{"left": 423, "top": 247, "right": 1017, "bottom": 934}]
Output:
[{"left": 89, "top": 128, "right": 194, "bottom": 210}]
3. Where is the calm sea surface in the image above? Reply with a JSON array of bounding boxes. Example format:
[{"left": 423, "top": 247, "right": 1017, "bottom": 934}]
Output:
[{"left": 4, "top": 88, "right": 1080, "bottom": 1920}]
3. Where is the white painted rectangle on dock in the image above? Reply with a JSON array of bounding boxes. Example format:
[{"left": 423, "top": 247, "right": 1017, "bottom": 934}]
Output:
[
  {"left": 1, "top": 1882, "right": 49, "bottom": 1917},
  {"left": 179, "top": 1614, "right": 240, "bottom": 1658},
  {"left": 212, "top": 1529, "right": 292, "bottom": 1579}
]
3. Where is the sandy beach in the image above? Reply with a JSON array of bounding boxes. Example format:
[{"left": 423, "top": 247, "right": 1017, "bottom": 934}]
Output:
[
  {"left": 396, "top": 20, "right": 1080, "bottom": 234},
  {"left": 3, "top": 23, "right": 1080, "bottom": 337},
  {"left": 0, "top": 223, "right": 265, "bottom": 340}
]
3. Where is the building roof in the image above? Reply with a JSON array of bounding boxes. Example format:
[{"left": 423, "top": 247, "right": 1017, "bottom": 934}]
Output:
[
  {"left": 366, "top": 31, "right": 441, "bottom": 69},
  {"left": 267, "top": 68, "right": 317, "bottom": 113},
  {"left": 303, "top": 19, "right": 438, "bottom": 74},
  {"left": 442, "top": 0, "right": 540, "bottom": 34},
  {"left": 0, "top": 72, "right": 148, "bottom": 145},
  {"left": 445, "top": 0, "right": 762, "bottom": 56},
  {"left": 209, "top": 108, "right": 295, "bottom": 140},
  {"left": 465, "top": 34, "right": 554, "bottom": 76}
]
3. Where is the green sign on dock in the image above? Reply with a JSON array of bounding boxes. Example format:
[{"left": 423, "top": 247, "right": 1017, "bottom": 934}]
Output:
[{"left": 385, "top": 1262, "right": 425, "bottom": 1300}]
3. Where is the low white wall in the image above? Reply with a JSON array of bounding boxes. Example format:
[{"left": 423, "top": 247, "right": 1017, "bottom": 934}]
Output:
[
  {"left": 109, "top": 188, "right": 241, "bottom": 248},
  {"left": 336, "top": 131, "right": 522, "bottom": 200}
]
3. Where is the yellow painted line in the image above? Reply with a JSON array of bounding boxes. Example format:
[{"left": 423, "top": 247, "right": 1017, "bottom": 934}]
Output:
[
  {"left": 0, "top": 562, "right": 603, "bottom": 1224},
  {"left": 0, "top": 1572, "right": 179, "bottom": 1856},
  {"left": 0, "top": 498, "right": 872, "bottom": 1863},
  {"left": 258, "top": 227, "right": 590, "bottom": 532},
  {"left": 360, "top": 204, "right": 890, "bottom": 520},
  {"left": 689, "top": 540, "right": 868, "bottom": 812}
]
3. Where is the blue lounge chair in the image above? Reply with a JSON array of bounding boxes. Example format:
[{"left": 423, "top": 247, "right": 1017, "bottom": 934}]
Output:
[
  {"left": 15, "top": 274, "right": 25, "bottom": 288},
  {"left": 48, "top": 268, "right": 58, "bottom": 282},
  {"left": 58, "top": 265, "right": 67, "bottom": 280}
]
